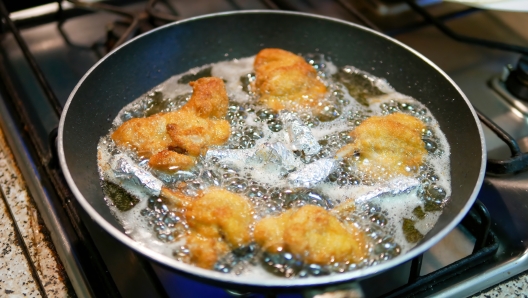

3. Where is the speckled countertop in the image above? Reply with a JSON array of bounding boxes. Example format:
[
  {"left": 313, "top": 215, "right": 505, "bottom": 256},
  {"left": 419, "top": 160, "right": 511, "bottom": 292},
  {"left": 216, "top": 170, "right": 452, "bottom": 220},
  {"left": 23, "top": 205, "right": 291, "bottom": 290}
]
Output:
[
  {"left": 0, "top": 128, "right": 71, "bottom": 297},
  {"left": 472, "top": 273, "right": 528, "bottom": 298}
]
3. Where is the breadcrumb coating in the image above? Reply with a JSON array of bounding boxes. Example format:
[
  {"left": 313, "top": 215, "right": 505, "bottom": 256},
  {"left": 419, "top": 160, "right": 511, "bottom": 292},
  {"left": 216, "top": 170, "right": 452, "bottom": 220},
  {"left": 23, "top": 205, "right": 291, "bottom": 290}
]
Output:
[
  {"left": 253, "top": 48, "right": 327, "bottom": 112},
  {"left": 111, "top": 77, "right": 230, "bottom": 172},
  {"left": 337, "top": 112, "right": 426, "bottom": 180},
  {"left": 255, "top": 205, "right": 368, "bottom": 265},
  {"left": 184, "top": 188, "right": 255, "bottom": 269}
]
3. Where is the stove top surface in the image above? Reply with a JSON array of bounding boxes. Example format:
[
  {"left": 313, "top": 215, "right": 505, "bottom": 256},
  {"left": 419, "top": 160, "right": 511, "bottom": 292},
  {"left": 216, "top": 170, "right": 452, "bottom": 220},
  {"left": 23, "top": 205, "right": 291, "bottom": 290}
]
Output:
[{"left": 1, "top": 1, "right": 528, "bottom": 297}]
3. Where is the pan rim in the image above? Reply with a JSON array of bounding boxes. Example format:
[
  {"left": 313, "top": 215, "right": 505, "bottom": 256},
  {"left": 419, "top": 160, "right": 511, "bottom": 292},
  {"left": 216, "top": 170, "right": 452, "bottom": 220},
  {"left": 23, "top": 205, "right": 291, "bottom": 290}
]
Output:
[{"left": 57, "top": 9, "right": 487, "bottom": 288}]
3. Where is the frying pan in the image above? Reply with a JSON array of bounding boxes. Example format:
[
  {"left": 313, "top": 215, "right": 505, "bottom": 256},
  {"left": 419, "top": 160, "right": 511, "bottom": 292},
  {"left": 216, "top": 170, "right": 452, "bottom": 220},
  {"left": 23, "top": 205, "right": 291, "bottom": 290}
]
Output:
[{"left": 58, "top": 10, "right": 486, "bottom": 293}]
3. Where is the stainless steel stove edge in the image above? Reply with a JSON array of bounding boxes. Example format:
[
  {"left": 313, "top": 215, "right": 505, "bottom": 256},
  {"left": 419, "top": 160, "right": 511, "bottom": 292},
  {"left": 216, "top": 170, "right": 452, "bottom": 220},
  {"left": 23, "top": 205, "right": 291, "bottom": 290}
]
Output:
[{"left": 437, "top": 251, "right": 528, "bottom": 297}]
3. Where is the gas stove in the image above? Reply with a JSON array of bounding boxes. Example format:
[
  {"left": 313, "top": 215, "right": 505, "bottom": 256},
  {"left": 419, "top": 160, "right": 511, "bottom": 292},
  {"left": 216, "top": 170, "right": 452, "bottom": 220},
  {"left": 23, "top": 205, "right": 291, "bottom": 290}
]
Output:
[{"left": 1, "top": 0, "right": 527, "bottom": 297}]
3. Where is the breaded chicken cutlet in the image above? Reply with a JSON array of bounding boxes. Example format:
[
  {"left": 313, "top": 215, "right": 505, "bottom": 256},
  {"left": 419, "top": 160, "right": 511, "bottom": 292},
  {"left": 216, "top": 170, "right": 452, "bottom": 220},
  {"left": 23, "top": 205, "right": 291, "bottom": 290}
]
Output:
[
  {"left": 254, "top": 205, "right": 368, "bottom": 265},
  {"left": 111, "top": 77, "right": 230, "bottom": 172},
  {"left": 163, "top": 187, "right": 255, "bottom": 269},
  {"left": 253, "top": 48, "right": 327, "bottom": 113},
  {"left": 337, "top": 112, "right": 426, "bottom": 180},
  {"left": 164, "top": 186, "right": 369, "bottom": 268}
]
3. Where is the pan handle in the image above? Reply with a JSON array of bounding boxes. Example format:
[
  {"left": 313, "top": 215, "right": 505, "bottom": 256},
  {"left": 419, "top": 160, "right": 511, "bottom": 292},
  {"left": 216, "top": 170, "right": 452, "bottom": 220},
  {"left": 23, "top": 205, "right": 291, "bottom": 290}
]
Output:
[{"left": 302, "top": 282, "right": 364, "bottom": 298}]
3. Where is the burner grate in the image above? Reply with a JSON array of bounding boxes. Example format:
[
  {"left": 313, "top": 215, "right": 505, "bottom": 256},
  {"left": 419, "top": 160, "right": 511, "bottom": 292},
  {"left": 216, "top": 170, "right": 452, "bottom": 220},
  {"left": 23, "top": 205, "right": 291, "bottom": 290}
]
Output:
[
  {"left": 383, "top": 201, "right": 498, "bottom": 298},
  {"left": 478, "top": 111, "right": 528, "bottom": 174},
  {"left": 405, "top": 0, "right": 528, "bottom": 56},
  {"left": 58, "top": 0, "right": 179, "bottom": 57}
]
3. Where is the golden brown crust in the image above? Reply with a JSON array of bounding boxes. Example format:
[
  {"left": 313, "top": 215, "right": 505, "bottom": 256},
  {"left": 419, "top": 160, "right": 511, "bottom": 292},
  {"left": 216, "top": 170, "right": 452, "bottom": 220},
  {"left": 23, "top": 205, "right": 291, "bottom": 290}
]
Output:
[
  {"left": 186, "top": 232, "right": 230, "bottom": 269},
  {"left": 160, "top": 187, "right": 193, "bottom": 209},
  {"left": 148, "top": 150, "right": 196, "bottom": 172},
  {"left": 253, "top": 48, "right": 327, "bottom": 112},
  {"left": 254, "top": 210, "right": 291, "bottom": 253},
  {"left": 285, "top": 205, "right": 367, "bottom": 264},
  {"left": 254, "top": 205, "right": 368, "bottom": 265},
  {"left": 111, "top": 77, "right": 230, "bottom": 172},
  {"left": 184, "top": 188, "right": 254, "bottom": 269},
  {"left": 165, "top": 111, "right": 230, "bottom": 157},
  {"left": 337, "top": 112, "right": 426, "bottom": 180},
  {"left": 182, "top": 77, "right": 229, "bottom": 119},
  {"left": 185, "top": 188, "right": 254, "bottom": 247},
  {"left": 111, "top": 114, "right": 172, "bottom": 158}
]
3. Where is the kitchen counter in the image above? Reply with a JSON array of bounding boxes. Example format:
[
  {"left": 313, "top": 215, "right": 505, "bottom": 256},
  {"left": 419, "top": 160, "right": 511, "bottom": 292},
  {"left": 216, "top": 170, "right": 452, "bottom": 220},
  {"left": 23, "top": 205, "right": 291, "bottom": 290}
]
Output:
[
  {"left": 473, "top": 271, "right": 528, "bottom": 297},
  {"left": 0, "top": 127, "right": 71, "bottom": 297}
]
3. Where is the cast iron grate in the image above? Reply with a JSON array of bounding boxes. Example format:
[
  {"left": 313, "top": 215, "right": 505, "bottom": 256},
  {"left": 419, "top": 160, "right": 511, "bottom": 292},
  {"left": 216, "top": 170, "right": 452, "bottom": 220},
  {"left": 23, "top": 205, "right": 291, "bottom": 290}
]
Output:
[
  {"left": 383, "top": 200, "right": 498, "bottom": 298},
  {"left": 403, "top": 0, "right": 528, "bottom": 175}
]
